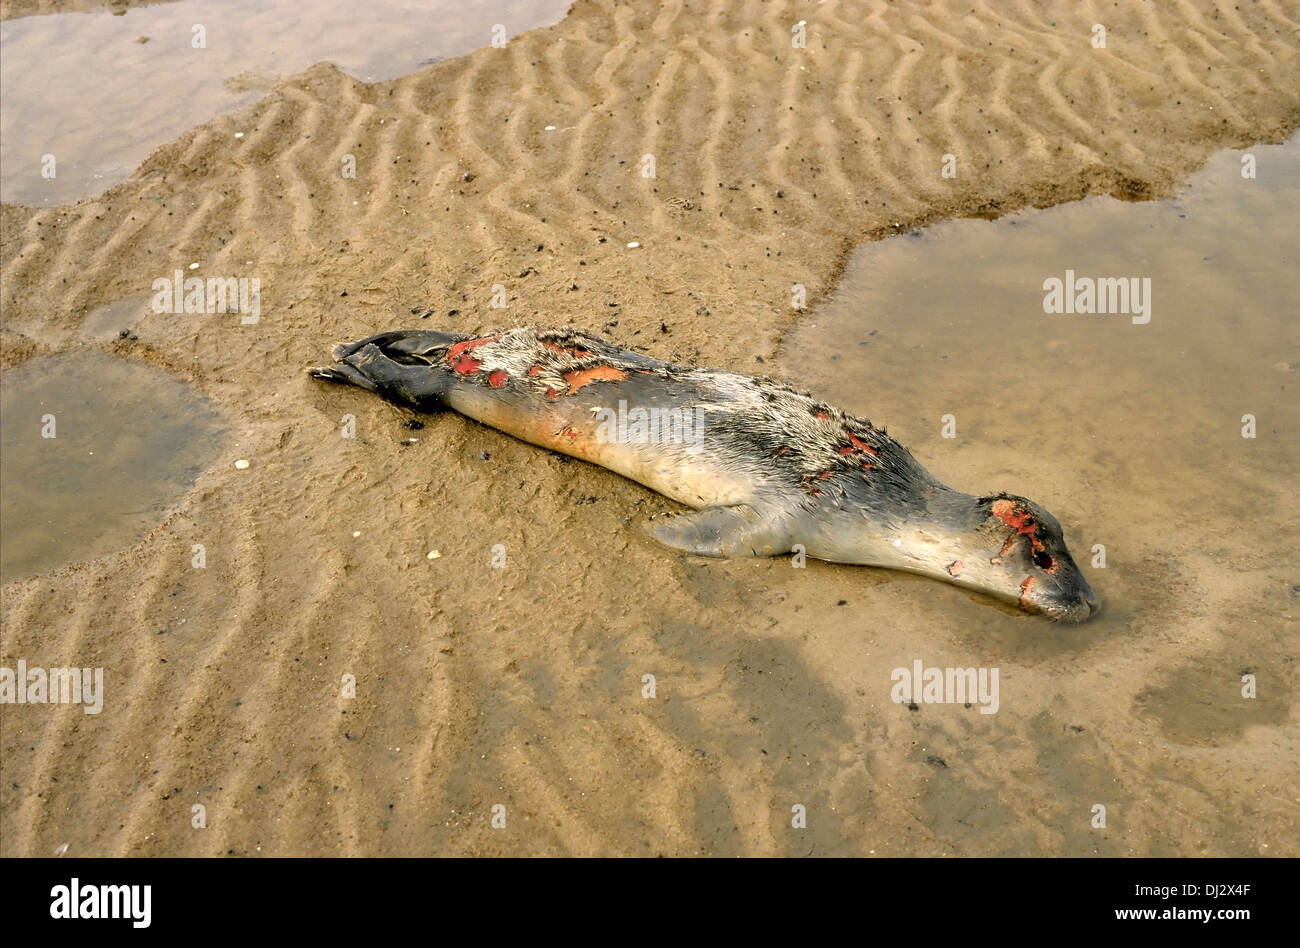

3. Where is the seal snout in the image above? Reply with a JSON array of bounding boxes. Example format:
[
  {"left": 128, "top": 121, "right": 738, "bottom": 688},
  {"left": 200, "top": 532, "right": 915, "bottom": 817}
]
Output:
[
  {"left": 1049, "top": 579, "right": 1099, "bottom": 623},
  {"left": 1027, "top": 560, "right": 1099, "bottom": 622}
]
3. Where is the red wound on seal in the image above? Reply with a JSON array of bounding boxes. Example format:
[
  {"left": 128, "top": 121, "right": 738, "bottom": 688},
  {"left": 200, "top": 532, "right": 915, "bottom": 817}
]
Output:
[
  {"left": 836, "top": 431, "right": 879, "bottom": 472},
  {"left": 487, "top": 370, "right": 509, "bottom": 388},
  {"left": 562, "top": 364, "right": 628, "bottom": 393},
  {"left": 446, "top": 336, "right": 499, "bottom": 375},
  {"left": 846, "top": 433, "right": 878, "bottom": 456},
  {"left": 1018, "top": 575, "right": 1036, "bottom": 608},
  {"left": 542, "top": 341, "right": 592, "bottom": 359},
  {"left": 991, "top": 499, "right": 1038, "bottom": 536},
  {"left": 991, "top": 499, "right": 1059, "bottom": 572},
  {"left": 800, "top": 473, "right": 826, "bottom": 496}
]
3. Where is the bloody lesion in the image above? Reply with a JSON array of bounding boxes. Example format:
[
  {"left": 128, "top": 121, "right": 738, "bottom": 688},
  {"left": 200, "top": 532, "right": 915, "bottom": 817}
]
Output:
[
  {"left": 562, "top": 364, "right": 629, "bottom": 393},
  {"left": 445, "top": 336, "right": 500, "bottom": 375},
  {"left": 799, "top": 473, "right": 825, "bottom": 497},
  {"left": 990, "top": 498, "right": 1059, "bottom": 573},
  {"left": 1018, "top": 575, "right": 1036, "bottom": 608},
  {"left": 542, "top": 340, "right": 593, "bottom": 359},
  {"left": 449, "top": 333, "right": 633, "bottom": 400},
  {"left": 833, "top": 428, "right": 879, "bottom": 473},
  {"left": 782, "top": 422, "right": 884, "bottom": 494},
  {"left": 543, "top": 364, "right": 629, "bottom": 399}
]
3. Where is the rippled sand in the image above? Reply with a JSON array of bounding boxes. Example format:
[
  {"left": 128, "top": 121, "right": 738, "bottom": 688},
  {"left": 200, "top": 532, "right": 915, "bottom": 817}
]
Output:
[{"left": 1, "top": 0, "right": 1297, "bottom": 856}]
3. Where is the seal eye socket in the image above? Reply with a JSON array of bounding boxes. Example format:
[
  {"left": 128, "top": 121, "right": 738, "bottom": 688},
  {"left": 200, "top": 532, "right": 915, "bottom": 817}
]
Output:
[{"left": 1032, "top": 550, "right": 1054, "bottom": 571}]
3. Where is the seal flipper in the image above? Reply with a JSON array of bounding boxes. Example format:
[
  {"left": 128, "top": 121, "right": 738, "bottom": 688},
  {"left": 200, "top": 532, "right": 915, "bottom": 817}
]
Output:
[
  {"left": 331, "top": 329, "right": 462, "bottom": 364},
  {"left": 646, "top": 505, "right": 793, "bottom": 558},
  {"left": 309, "top": 360, "right": 381, "bottom": 394},
  {"left": 310, "top": 342, "right": 450, "bottom": 412}
]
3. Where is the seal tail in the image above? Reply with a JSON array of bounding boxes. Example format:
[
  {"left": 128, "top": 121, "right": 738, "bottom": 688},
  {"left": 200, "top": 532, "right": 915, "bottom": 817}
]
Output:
[{"left": 310, "top": 329, "right": 464, "bottom": 411}]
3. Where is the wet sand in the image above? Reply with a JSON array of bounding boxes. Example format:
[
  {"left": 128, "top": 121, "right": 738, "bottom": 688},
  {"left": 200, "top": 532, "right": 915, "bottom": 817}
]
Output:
[
  {"left": 0, "top": 0, "right": 573, "bottom": 204},
  {"left": 1, "top": 0, "right": 1298, "bottom": 856},
  {"left": 780, "top": 136, "right": 1298, "bottom": 855}
]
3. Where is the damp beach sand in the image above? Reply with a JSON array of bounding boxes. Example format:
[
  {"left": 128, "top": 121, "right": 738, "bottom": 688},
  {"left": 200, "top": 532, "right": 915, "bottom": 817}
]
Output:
[{"left": 1, "top": 0, "right": 1298, "bottom": 856}]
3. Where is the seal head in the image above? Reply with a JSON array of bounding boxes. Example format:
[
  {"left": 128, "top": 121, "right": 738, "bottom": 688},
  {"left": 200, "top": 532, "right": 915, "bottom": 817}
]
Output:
[{"left": 971, "top": 493, "right": 1098, "bottom": 622}]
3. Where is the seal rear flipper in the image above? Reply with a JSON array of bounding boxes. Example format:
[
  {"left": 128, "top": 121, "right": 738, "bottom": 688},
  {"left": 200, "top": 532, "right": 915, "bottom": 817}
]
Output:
[
  {"left": 331, "top": 329, "right": 463, "bottom": 363},
  {"left": 646, "top": 505, "right": 793, "bottom": 558},
  {"left": 309, "top": 361, "right": 380, "bottom": 393},
  {"left": 310, "top": 342, "right": 450, "bottom": 412}
]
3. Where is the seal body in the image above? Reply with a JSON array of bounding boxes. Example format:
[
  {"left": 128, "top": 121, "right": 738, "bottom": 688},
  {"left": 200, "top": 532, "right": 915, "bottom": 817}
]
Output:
[{"left": 311, "top": 326, "right": 1098, "bottom": 621}]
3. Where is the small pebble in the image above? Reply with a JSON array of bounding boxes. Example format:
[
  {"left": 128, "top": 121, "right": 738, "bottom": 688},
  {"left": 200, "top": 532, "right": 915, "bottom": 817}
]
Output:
[{"left": 234, "top": 459, "right": 249, "bottom": 469}]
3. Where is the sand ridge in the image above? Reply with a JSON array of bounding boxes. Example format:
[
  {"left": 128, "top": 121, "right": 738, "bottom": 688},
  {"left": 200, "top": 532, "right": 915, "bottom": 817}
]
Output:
[
  {"left": 1, "top": 0, "right": 1298, "bottom": 856},
  {"left": 0, "top": 0, "right": 175, "bottom": 18}
]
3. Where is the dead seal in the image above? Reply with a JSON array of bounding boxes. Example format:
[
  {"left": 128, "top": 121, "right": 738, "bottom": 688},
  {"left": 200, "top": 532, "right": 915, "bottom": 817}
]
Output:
[{"left": 311, "top": 326, "right": 1098, "bottom": 621}]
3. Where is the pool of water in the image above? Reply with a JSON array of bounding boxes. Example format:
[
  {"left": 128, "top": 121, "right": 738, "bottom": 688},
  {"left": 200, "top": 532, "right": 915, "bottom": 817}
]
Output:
[
  {"left": 0, "top": 350, "right": 227, "bottom": 580},
  {"left": 778, "top": 135, "right": 1297, "bottom": 739},
  {"left": 0, "top": 0, "right": 572, "bottom": 205}
]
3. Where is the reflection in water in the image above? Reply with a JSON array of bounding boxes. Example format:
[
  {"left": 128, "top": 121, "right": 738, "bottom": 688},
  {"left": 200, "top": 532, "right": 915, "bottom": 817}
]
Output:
[
  {"left": 0, "top": 0, "right": 572, "bottom": 205},
  {"left": 0, "top": 351, "right": 226, "bottom": 580}
]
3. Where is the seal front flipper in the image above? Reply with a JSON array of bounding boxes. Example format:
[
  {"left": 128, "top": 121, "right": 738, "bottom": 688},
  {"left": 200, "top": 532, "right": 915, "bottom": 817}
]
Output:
[{"left": 646, "top": 505, "right": 793, "bottom": 558}]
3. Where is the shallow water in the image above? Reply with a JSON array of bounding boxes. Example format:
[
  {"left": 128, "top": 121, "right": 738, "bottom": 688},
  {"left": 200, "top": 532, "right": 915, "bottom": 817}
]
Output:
[
  {"left": 0, "top": 0, "right": 572, "bottom": 205},
  {"left": 779, "top": 136, "right": 1297, "bottom": 757},
  {"left": 0, "top": 350, "right": 226, "bottom": 580}
]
